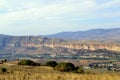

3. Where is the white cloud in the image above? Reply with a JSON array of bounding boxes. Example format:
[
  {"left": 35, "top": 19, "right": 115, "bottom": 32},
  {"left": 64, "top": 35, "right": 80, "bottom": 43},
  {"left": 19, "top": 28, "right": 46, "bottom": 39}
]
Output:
[
  {"left": 99, "top": 0, "right": 120, "bottom": 8},
  {"left": 0, "top": 0, "right": 119, "bottom": 35},
  {"left": 0, "top": 0, "right": 97, "bottom": 20}
]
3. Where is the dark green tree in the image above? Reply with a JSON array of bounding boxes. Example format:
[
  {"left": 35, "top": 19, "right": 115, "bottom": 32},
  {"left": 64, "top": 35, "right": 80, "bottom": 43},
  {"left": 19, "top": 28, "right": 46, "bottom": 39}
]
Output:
[
  {"left": 74, "top": 66, "right": 85, "bottom": 73},
  {"left": 54, "top": 62, "right": 75, "bottom": 72},
  {"left": 0, "top": 68, "right": 7, "bottom": 73},
  {"left": 45, "top": 61, "right": 58, "bottom": 67},
  {"left": 18, "top": 59, "right": 40, "bottom": 66}
]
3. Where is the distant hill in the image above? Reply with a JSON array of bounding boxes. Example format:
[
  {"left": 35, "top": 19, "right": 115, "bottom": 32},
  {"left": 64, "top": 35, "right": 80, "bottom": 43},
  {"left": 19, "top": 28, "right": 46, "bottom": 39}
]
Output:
[
  {"left": 0, "top": 33, "right": 120, "bottom": 60},
  {"left": 0, "top": 34, "right": 10, "bottom": 37},
  {"left": 47, "top": 28, "right": 120, "bottom": 42}
]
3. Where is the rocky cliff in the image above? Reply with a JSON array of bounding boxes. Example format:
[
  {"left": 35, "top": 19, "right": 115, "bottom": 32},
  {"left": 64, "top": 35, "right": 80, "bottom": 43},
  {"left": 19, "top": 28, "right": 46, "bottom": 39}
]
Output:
[{"left": 0, "top": 36, "right": 120, "bottom": 54}]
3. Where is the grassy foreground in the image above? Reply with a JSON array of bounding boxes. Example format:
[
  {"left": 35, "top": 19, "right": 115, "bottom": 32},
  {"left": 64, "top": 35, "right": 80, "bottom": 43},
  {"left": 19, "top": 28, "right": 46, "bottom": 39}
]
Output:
[{"left": 0, "top": 62, "right": 120, "bottom": 80}]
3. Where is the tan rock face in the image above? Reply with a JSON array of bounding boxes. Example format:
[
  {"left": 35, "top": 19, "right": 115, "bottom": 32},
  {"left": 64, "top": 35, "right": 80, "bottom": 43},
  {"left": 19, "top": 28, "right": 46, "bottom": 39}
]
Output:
[
  {"left": 18, "top": 42, "right": 120, "bottom": 52},
  {"left": 0, "top": 36, "right": 120, "bottom": 54}
]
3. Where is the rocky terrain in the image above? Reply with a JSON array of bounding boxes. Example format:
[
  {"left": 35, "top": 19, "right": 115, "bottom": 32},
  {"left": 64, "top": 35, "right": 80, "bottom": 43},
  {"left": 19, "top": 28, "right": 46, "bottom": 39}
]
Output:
[
  {"left": 0, "top": 36, "right": 120, "bottom": 55},
  {"left": 0, "top": 28, "right": 120, "bottom": 60}
]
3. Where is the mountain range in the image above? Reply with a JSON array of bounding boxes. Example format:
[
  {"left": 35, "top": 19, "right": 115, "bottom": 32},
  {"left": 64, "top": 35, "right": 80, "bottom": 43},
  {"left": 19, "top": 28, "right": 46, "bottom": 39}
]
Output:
[
  {"left": 0, "top": 28, "right": 120, "bottom": 59},
  {"left": 46, "top": 28, "right": 120, "bottom": 42}
]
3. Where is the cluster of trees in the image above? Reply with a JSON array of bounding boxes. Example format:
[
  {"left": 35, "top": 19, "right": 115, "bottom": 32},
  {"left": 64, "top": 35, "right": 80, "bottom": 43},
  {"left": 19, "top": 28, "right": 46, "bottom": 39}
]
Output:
[
  {"left": 45, "top": 61, "right": 58, "bottom": 67},
  {"left": 45, "top": 61, "right": 84, "bottom": 73},
  {"left": 17, "top": 59, "right": 84, "bottom": 74},
  {"left": 18, "top": 59, "right": 40, "bottom": 66},
  {"left": 0, "top": 59, "right": 7, "bottom": 64}
]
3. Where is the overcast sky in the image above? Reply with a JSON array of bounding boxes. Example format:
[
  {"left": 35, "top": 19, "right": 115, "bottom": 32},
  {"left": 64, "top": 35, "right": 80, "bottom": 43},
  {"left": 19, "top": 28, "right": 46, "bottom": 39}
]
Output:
[{"left": 0, "top": 0, "right": 120, "bottom": 35}]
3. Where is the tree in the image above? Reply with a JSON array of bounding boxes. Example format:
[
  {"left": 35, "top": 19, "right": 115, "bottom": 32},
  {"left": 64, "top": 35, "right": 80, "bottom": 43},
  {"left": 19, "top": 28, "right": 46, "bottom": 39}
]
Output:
[
  {"left": 54, "top": 62, "right": 75, "bottom": 72},
  {"left": 0, "top": 68, "right": 7, "bottom": 73},
  {"left": 18, "top": 59, "right": 40, "bottom": 66},
  {"left": 74, "top": 66, "right": 85, "bottom": 73},
  {"left": 45, "top": 61, "right": 58, "bottom": 67},
  {"left": 4, "top": 59, "right": 7, "bottom": 62}
]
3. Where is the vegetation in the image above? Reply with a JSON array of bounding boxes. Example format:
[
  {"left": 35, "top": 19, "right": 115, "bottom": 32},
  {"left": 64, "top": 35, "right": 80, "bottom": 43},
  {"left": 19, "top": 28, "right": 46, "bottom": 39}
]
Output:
[
  {"left": 54, "top": 62, "right": 75, "bottom": 72},
  {"left": 18, "top": 59, "right": 40, "bottom": 66},
  {"left": 0, "top": 68, "right": 7, "bottom": 73},
  {"left": 0, "top": 62, "right": 120, "bottom": 80},
  {"left": 0, "top": 59, "right": 7, "bottom": 64},
  {"left": 45, "top": 61, "right": 58, "bottom": 67},
  {"left": 74, "top": 66, "right": 85, "bottom": 73},
  {"left": 54, "top": 62, "right": 85, "bottom": 73}
]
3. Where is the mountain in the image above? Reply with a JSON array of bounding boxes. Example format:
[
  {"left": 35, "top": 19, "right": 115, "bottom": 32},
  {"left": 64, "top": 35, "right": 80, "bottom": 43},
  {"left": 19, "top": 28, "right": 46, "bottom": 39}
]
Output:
[
  {"left": 47, "top": 28, "right": 120, "bottom": 41},
  {"left": 0, "top": 35, "right": 120, "bottom": 60},
  {"left": 0, "top": 28, "right": 120, "bottom": 60},
  {"left": 0, "top": 36, "right": 65, "bottom": 54},
  {"left": 0, "top": 36, "right": 120, "bottom": 55},
  {"left": 0, "top": 34, "right": 10, "bottom": 37}
]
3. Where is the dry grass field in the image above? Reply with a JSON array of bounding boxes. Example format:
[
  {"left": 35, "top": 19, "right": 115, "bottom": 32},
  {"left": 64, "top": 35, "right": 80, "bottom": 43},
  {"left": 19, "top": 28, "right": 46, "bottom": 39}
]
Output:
[{"left": 0, "top": 62, "right": 120, "bottom": 80}]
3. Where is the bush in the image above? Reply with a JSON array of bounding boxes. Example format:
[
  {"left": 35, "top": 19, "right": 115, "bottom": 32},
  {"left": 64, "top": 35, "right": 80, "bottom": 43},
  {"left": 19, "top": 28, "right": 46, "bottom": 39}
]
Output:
[
  {"left": 3, "top": 59, "right": 7, "bottom": 62},
  {"left": 74, "top": 66, "right": 84, "bottom": 74},
  {"left": 54, "top": 62, "right": 75, "bottom": 72},
  {"left": 45, "top": 61, "right": 58, "bottom": 67},
  {"left": 0, "top": 68, "right": 7, "bottom": 73},
  {"left": 18, "top": 59, "right": 40, "bottom": 66}
]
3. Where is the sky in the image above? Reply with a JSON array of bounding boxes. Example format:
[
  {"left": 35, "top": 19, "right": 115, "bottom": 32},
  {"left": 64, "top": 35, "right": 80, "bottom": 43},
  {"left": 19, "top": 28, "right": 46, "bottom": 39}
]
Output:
[{"left": 0, "top": 0, "right": 120, "bottom": 35}]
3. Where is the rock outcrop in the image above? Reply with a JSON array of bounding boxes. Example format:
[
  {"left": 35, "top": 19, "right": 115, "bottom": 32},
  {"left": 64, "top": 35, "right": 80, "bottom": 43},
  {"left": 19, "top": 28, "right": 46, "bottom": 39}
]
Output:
[{"left": 0, "top": 36, "right": 120, "bottom": 54}]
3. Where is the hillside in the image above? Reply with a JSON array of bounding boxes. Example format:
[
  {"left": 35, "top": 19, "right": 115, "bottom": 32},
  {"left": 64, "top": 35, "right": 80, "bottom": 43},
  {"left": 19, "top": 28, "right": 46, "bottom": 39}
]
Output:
[
  {"left": 0, "top": 34, "right": 10, "bottom": 37},
  {"left": 0, "top": 61, "right": 120, "bottom": 80},
  {"left": 0, "top": 36, "right": 120, "bottom": 54},
  {"left": 47, "top": 28, "right": 120, "bottom": 42},
  {"left": 0, "top": 28, "right": 120, "bottom": 60},
  {"left": 0, "top": 36, "right": 120, "bottom": 55}
]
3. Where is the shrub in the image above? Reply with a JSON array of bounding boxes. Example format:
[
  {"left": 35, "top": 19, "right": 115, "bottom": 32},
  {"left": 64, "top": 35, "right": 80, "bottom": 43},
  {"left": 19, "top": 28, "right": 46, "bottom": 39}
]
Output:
[
  {"left": 4, "top": 59, "right": 7, "bottom": 62},
  {"left": 74, "top": 66, "right": 84, "bottom": 74},
  {"left": 18, "top": 59, "right": 40, "bottom": 66},
  {"left": 45, "top": 61, "right": 58, "bottom": 67},
  {"left": 0, "top": 68, "right": 7, "bottom": 73},
  {"left": 54, "top": 62, "right": 75, "bottom": 72}
]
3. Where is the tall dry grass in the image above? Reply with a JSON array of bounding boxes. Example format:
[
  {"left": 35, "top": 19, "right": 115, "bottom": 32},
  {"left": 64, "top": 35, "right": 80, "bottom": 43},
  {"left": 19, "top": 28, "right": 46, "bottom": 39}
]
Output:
[
  {"left": 0, "top": 63, "right": 120, "bottom": 80},
  {"left": 0, "top": 71, "right": 120, "bottom": 80}
]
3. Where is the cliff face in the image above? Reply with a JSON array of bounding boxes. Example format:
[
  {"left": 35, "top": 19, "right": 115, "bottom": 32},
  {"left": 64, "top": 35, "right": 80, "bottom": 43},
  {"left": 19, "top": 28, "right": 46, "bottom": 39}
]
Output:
[
  {"left": 0, "top": 36, "right": 120, "bottom": 54},
  {"left": 44, "top": 43, "right": 120, "bottom": 52}
]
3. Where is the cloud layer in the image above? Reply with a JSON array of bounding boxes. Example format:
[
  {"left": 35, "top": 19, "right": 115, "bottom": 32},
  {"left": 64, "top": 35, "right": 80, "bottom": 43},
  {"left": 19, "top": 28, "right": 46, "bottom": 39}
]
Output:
[{"left": 0, "top": 0, "right": 120, "bottom": 35}]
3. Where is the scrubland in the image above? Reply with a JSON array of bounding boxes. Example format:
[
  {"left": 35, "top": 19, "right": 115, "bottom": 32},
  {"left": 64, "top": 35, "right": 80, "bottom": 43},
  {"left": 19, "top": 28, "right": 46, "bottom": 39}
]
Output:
[{"left": 0, "top": 62, "right": 120, "bottom": 80}]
